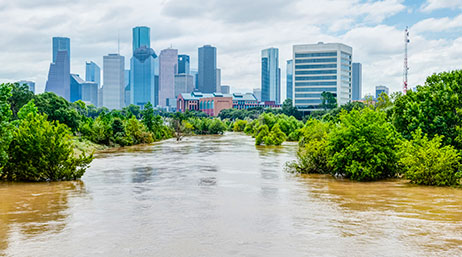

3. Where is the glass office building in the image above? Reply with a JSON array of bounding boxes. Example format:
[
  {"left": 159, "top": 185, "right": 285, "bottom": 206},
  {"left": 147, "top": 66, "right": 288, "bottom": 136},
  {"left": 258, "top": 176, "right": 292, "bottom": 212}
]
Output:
[
  {"left": 178, "top": 54, "right": 190, "bottom": 74},
  {"left": 352, "top": 63, "right": 362, "bottom": 100},
  {"left": 102, "top": 54, "right": 125, "bottom": 109},
  {"left": 375, "top": 85, "right": 389, "bottom": 99},
  {"left": 292, "top": 42, "right": 352, "bottom": 111},
  {"left": 198, "top": 45, "right": 217, "bottom": 93},
  {"left": 132, "top": 26, "right": 150, "bottom": 53},
  {"left": 86, "top": 61, "right": 101, "bottom": 87},
  {"left": 52, "top": 37, "right": 70, "bottom": 63},
  {"left": 159, "top": 48, "right": 178, "bottom": 108},
  {"left": 130, "top": 47, "right": 158, "bottom": 107},
  {"left": 261, "top": 48, "right": 280, "bottom": 104},
  {"left": 286, "top": 59, "right": 293, "bottom": 100}
]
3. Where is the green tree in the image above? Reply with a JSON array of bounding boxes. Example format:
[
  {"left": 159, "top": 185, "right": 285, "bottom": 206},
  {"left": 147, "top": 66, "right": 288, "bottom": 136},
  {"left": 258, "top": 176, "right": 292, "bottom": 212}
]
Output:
[
  {"left": 320, "top": 91, "right": 337, "bottom": 110},
  {"left": 141, "top": 102, "right": 155, "bottom": 131},
  {"left": 34, "top": 92, "right": 81, "bottom": 131},
  {"left": 8, "top": 82, "right": 34, "bottom": 119},
  {"left": 327, "top": 108, "right": 400, "bottom": 181},
  {"left": 398, "top": 130, "right": 462, "bottom": 186},
  {"left": 233, "top": 120, "right": 248, "bottom": 132},
  {"left": 208, "top": 119, "right": 226, "bottom": 134},
  {"left": 3, "top": 101, "right": 93, "bottom": 181},
  {"left": 265, "top": 123, "right": 286, "bottom": 145},
  {"left": 255, "top": 125, "right": 269, "bottom": 145},
  {"left": 0, "top": 83, "right": 13, "bottom": 174}
]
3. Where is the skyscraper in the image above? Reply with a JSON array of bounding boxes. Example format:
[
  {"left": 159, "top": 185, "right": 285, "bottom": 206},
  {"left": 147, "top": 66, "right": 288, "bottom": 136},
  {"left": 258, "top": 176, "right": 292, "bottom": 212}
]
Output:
[
  {"left": 352, "top": 63, "right": 362, "bottom": 100},
  {"left": 158, "top": 48, "right": 178, "bottom": 108},
  {"left": 286, "top": 59, "right": 293, "bottom": 100},
  {"left": 52, "top": 37, "right": 70, "bottom": 63},
  {"left": 292, "top": 42, "right": 352, "bottom": 111},
  {"left": 132, "top": 26, "right": 150, "bottom": 53},
  {"left": 198, "top": 45, "right": 217, "bottom": 93},
  {"left": 174, "top": 74, "right": 195, "bottom": 98},
  {"left": 102, "top": 54, "right": 125, "bottom": 109},
  {"left": 261, "top": 47, "right": 280, "bottom": 103},
  {"left": 220, "top": 85, "right": 230, "bottom": 94},
  {"left": 86, "top": 61, "right": 101, "bottom": 87},
  {"left": 17, "top": 80, "right": 35, "bottom": 94},
  {"left": 45, "top": 37, "right": 71, "bottom": 101},
  {"left": 216, "top": 68, "right": 221, "bottom": 93},
  {"left": 178, "top": 54, "right": 190, "bottom": 74},
  {"left": 70, "top": 74, "right": 83, "bottom": 102},
  {"left": 253, "top": 88, "right": 262, "bottom": 102}
]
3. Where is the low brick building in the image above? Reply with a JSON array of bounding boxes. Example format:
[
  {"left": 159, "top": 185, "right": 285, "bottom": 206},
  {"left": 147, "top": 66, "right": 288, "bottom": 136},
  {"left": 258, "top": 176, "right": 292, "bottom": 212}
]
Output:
[{"left": 177, "top": 92, "right": 232, "bottom": 116}]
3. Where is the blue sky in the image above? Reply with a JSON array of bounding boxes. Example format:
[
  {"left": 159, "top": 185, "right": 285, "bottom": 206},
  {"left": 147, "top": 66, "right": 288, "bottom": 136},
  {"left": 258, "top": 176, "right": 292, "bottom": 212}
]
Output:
[{"left": 0, "top": 0, "right": 461, "bottom": 98}]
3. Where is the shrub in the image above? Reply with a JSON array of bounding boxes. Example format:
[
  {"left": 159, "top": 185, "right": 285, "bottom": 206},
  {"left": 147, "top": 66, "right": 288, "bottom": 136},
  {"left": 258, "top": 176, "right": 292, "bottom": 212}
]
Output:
[
  {"left": 289, "top": 139, "right": 330, "bottom": 174},
  {"left": 327, "top": 108, "right": 400, "bottom": 181},
  {"left": 255, "top": 125, "right": 269, "bottom": 145},
  {"left": 0, "top": 83, "right": 13, "bottom": 174},
  {"left": 398, "top": 130, "right": 462, "bottom": 186},
  {"left": 233, "top": 120, "right": 247, "bottom": 132}
]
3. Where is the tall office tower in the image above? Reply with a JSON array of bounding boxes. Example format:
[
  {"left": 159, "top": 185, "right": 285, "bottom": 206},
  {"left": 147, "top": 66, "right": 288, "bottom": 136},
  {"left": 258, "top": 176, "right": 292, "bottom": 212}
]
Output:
[
  {"left": 52, "top": 37, "right": 70, "bottom": 63},
  {"left": 178, "top": 54, "right": 190, "bottom": 74},
  {"left": 352, "top": 63, "right": 362, "bottom": 100},
  {"left": 132, "top": 26, "right": 150, "bottom": 53},
  {"left": 198, "top": 45, "right": 217, "bottom": 93},
  {"left": 85, "top": 61, "right": 101, "bottom": 87},
  {"left": 45, "top": 37, "right": 71, "bottom": 101},
  {"left": 292, "top": 42, "right": 352, "bottom": 111},
  {"left": 102, "top": 54, "right": 125, "bottom": 109},
  {"left": 124, "top": 70, "right": 130, "bottom": 107},
  {"left": 253, "top": 88, "right": 262, "bottom": 102},
  {"left": 190, "top": 69, "right": 198, "bottom": 90},
  {"left": 220, "top": 85, "right": 230, "bottom": 94},
  {"left": 17, "top": 80, "right": 35, "bottom": 94},
  {"left": 70, "top": 74, "right": 83, "bottom": 102},
  {"left": 286, "top": 60, "right": 293, "bottom": 100},
  {"left": 159, "top": 48, "right": 178, "bottom": 107},
  {"left": 174, "top": 74, "right": 195, "bottom": 98},
  {"left": 261, "top": 47, "right": 280, "bottom": 104},
  {"left": 375, "top": 85, "right": 389, "bottom": 99},
  {"left": 216, "top": 68, "right": 222, "bottom": 93}
]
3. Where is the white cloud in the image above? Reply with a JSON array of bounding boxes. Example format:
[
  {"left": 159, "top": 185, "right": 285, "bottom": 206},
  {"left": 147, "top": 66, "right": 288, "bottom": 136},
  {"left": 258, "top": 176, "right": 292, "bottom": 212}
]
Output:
[
  {"left": 412, "top": 14, "right": 462, "bottom": 33},
  {"left": 421, "top": 0, "right": 461, "bottom": 12}
]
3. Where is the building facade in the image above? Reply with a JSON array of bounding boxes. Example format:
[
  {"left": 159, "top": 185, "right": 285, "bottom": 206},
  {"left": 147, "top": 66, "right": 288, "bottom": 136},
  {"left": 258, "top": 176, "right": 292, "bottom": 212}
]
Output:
[
  {"left": 178, "top": 54, "right": 190, "bottom": 74},
  {"left": 17, "top": 80, "right": 35, "bottom": 94},
  {"left": 253, "top": 88, "right": 262, "bottom": 102},
  {"left": 216, "top": 68, "right": 221, "bottom": 92},
  {"left": 198, "top": 45, "right": 217, "bottom": 93},
  {"left": 132, "top": 26, "right": 150, "bottom": 52},
  {"left": 130, "top": 47, "right": 157, "bottom": 107},
  {"left": 352, "top": 63, "right": 362, "bottom": 101},
  {"left": 292, "top": 42, "right": 352, "bottom": 111},
  {"left": 174, "top": 74, "right": 195, "bottom": 98},
  {"left": 46, "top": 37, "right": 70, "bottom": 101},
  {"left": 102, "top": 54, "right": 125, "bottom": 109},
  {"left": 261, "top": 47, "right": 281, "bottom": 104},
  {"left": 375, "top": 85, "right": 389, "bottom": 99},
  {"left": 220, "top": 85, "right": 230, "bottom": 94},
  {"left": 158, "top": 48, "right": 178, "bottom": 108},
  {"left": 86, "top": 61, "right": 101, "bottom": 87},
  {"left": 177, "top": 92, "right": 258, "bottom": 115},
  {"left": 286, "top": 59, "right": 293, "bottom": 100}
]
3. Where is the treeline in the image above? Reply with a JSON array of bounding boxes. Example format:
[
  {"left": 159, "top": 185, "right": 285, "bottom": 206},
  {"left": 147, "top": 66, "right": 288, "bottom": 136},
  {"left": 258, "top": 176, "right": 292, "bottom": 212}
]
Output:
[
  {"left": 288, "top": 70, "right": 462, "bottom": 186},
  {"left": 0, "top": 83, "right": 227, "bottom": 182}
]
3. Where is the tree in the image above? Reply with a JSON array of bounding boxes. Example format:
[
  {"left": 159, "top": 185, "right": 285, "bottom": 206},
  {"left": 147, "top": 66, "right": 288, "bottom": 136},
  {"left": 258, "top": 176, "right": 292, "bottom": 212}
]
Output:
[
  {"left": 391, "top": 70, "right": 462, "bottom": 149},
  {"left": 141, "top": 102, "right": 155, "bottom": 131},
  {"left": 34, "top": 92, "right": 81, "bottom": 131},
  {"left": 233, "top": 120, "right": 247, "bottom": 132},
  {"left": 281, "top": 98, "right": 302, "bottom": 119},
  {"left": 8, "top": 82, "right": 34, "bottom": 119},
  {"left": 3, "top": 101, "right": 93, "bottom": 181},
  {"left": 320, "top": 91, "right": 337, "bottom": 110},
  {"left": 0, "top": 83, "right": 13, "bottom": 174},
  {"left": 398, "top": 130, "right": 462, "bottom": 186},
  {"left": 327, "top": 108, "right": 400, "bottom": 181}
]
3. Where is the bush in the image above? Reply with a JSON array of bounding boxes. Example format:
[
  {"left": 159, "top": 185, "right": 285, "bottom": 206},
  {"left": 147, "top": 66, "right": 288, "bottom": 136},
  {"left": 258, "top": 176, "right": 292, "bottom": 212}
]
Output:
[
  {"left": 327, "top": 108, "right": 400, "bottom": 181},
  {"left": 233, "top": 120, "right": 247, "bottom": 132},
  {"left": 3, "top": 102, "right": 93, "bottom": 181},
  {"left": 398, "top": 130, "right": 462, "bottom": 186},
  {"left": 255, "top": 125, "right": 269, "bottom": 145},
  {"left": 0, "top": 84, "right": 13, "bottom": 174},
  {"left": 289, "top": 139, "right": 330, "bottom": 174}
]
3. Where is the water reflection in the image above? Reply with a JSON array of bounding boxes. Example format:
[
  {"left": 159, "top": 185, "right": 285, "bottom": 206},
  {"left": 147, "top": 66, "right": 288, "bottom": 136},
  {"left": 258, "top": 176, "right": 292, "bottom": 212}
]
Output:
[{"left": 0, "top": 181, "right": 85, "bottom": 253}]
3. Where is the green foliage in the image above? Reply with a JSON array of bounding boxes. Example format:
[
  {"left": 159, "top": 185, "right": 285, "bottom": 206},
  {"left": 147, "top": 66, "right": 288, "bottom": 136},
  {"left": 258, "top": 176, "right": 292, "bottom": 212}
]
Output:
[
  {"left": 391, "top": 70, "right": 462, "bottom": 149},
  {"left": 255, "top": 125, "right": 269, "bottom": 145},
  {"left": 321, "top": 101, "right": 366, "bottom": 122},
  {"left": 2, "top": 102, "right": 93, "bottom": 182},
  {"left": 265, "top": 124, "right": 286, "bottom": 145},
  {"left": 0, "top": 83, "right": 13, "bottom": 174},
  {"left": 398, "top": 130, "right": 462, "bottom": 186},
  {"left": 8, "top": 82, "right": 34, "bottom": 119},
  {"left": 34, "top": 92, "right": 81, "bottom": 131},
  {"left": 320, "top": 91, "right": 337, "bottom": 110},
  {"left": 281, "top": 99, "right": 302, "bottom": 119},
  {"left": 233, "top": 120, "right": 248, "bottom": 132},
  {"left": 327, "top": 108, "right": 400, "bottom": 181},
  {"left": 208, "top": 119, "right": 227, "bottom": 134}
]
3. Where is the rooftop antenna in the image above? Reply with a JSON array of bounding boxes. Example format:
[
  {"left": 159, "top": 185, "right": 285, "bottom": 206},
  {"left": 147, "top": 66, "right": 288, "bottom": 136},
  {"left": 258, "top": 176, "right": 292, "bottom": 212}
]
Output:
[{"left": 403, "top": 26, "right": 410, "bottom": 94}]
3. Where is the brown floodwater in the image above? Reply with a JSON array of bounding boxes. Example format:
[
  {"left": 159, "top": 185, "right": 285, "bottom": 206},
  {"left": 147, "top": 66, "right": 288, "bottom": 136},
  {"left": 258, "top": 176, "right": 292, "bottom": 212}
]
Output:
[{"left": 1, "top": 132, "right": 461, "bottom": 256}]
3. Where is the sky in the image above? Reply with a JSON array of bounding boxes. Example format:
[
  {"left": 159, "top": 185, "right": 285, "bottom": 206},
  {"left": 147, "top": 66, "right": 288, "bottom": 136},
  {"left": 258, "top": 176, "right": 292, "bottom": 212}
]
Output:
[{"left": 0, "top": 0, "right": 461, "bottom": 99}]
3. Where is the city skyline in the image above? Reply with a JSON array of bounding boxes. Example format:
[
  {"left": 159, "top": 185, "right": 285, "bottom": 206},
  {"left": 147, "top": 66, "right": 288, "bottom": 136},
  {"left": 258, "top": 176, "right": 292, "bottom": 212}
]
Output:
[{"left": 0, "top": 1, "right": 461, "bottom": 99}]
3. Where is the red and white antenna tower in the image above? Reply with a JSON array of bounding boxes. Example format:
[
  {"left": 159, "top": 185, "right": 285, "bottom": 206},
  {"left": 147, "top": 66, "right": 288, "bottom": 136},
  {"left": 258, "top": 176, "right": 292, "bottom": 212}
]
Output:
[{"left": 403, "top": 26, "right": 410, "bottom": 94}]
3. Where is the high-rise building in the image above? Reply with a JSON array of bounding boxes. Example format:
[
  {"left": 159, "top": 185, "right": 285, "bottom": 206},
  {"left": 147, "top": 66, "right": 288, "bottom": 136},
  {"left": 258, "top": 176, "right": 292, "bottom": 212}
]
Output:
[
  {"left": 52, "top": 37, "right": 70, "bottom": 63},
  {"left": 253, "top": 88, "right": 262, "bottom": 102},
  {"left": 70, "top": 74, "right": 98, "bottom": 106},
  {"left": 178, "top": 54, "right": 190, "bottom": 74},
  {"left": 102, "top": 54, "right": 125, "bottom": 109},
  {"left": 174, "top": 74, "right": 195, "bottom": 98},
  {"left": 198, "top": 45, "right": 217, "bottom": 93},
  {"left": 261, "top": 47, "right": 280, "bottom": 104},
  {"left": 17, "top": 80, "right": 35, "bottom": 94},
  {"left": 375, "top": 85, "right": 389, "bottom": 99},
  {"left": 191, "top": 69, "right": 198, "bottom": 90},
  {"left": 132, "top": 26, "right": 150, "bottom": 53},
  {"left": 124, "top": 69, "right": 130, "bottom": 107},
  {"left": 286, "top": 59, "right": 293, "bottom": 100},
  {"left": 70, "top": 74, "right": 83, "bottom": 102},
  {"left": 216, "top": 68, "right": 221, "bottom": 93},
  {"left": 221, "top": 85, "right": 230, "bottom": 94},
  {"left": 292, "top": 42, "right": 352, "bottom": 111},
  {"left": 352, "top": 63, "right": 362, "bottom": 101},
  {"left": 86, "top": 61, "right": 101, "bottom": 87},
  {"left": 159, "top": 48, "right": 178, "bottom": 107},
  {"left": 45, "top": 37, "right": 70, "bottom": 101}
]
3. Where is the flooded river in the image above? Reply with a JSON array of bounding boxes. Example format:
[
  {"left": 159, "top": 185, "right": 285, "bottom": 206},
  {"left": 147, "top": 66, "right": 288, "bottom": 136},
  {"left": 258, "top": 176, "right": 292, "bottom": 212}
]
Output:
[{"left": 1, "top": 133, "right": 461, "bottom": 256}]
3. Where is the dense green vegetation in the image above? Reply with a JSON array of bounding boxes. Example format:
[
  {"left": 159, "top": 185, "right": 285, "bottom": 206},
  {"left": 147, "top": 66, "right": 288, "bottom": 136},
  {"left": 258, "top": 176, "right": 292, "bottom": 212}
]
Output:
[{"left": 289, "top": 70, "right": 462, "bottom": 186}]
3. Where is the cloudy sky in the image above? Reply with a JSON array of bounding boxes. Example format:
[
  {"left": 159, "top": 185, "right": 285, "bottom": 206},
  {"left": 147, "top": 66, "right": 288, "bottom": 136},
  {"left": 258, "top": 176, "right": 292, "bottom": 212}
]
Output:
[{"left": 0, "top": 0, "right": 461, "bottom": 99}]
